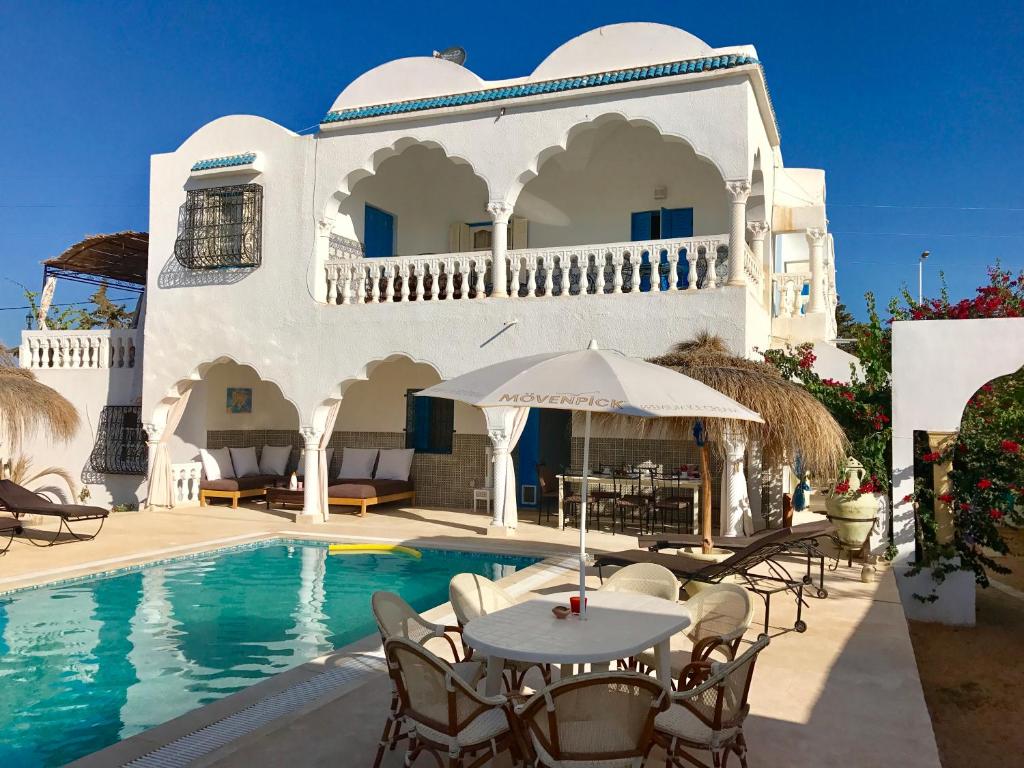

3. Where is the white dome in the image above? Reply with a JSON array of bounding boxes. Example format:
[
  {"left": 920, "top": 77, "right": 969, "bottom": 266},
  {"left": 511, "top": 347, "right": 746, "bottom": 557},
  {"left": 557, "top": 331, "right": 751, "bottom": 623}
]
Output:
[
  {"left": 330, "top": 57, "right": 485, "bottom": 112},
  {"left": 532, "top": 23, "right": 713, "bottom": 80}
]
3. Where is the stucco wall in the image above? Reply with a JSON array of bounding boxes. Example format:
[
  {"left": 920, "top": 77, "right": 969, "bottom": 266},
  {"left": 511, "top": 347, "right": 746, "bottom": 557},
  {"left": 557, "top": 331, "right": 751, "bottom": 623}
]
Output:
[{"left": 202, "top": 361, "right": 300, "bottom": 432}]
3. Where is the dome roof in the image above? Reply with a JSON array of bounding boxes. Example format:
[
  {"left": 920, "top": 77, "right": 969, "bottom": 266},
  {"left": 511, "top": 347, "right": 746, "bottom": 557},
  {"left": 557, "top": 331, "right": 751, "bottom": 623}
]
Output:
[
  {"left": 531, "top": 23, "right": 713, "bottom": 79},
  {"left": 330, "top": 56, "right": 485, "bottom": 112}
]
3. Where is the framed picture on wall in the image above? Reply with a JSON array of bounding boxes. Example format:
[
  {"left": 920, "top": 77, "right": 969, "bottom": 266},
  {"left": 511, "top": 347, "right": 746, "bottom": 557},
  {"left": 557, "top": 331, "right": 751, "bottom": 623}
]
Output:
[{"left": 226, "top": 387, "right": 252, "bottom": 414}]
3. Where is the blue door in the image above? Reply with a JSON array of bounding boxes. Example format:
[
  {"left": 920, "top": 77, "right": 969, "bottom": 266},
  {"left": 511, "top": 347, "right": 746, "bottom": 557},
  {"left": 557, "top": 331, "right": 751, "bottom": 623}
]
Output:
[
  {"left": 630, "top": 212, "right": 655, "bottom": 292},
  {"left": 661, "top": 207, "right": 693, "bottom": 289},
  {"left": 364, "top": 204, "right": 395, "bottom": 258},
  {"left": 513, "top": 410, "right": 541, "bottom": 508},
  {"left": 631, "top": 208, "right": 693, "bottom": 290}
]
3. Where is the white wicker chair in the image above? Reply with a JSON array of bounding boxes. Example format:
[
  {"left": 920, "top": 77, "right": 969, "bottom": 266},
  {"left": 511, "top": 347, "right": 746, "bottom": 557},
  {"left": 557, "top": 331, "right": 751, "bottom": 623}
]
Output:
[
  {"left": 599, "top": 562, "right": 680, "bottom": 602},
  {"left": 371, "top": 591, "right": 482, "bottom": 767},
  {"left": 516, "top": 672, "right": 669, "bottom": 767},
  {"left": 654, "top": 634, "right": 769, "bottom": 768},
  {"left": 449, "top": 573, "right": 550, "bottom": 691},
  {"left": 385, "top": 637, "right": 519, "bottom": 768}
]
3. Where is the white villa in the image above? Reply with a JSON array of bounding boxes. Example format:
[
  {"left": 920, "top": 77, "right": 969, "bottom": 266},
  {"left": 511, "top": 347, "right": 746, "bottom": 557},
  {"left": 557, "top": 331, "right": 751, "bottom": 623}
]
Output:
[{"left": 18, "top": 22, "right": 846, "bottom": 532}]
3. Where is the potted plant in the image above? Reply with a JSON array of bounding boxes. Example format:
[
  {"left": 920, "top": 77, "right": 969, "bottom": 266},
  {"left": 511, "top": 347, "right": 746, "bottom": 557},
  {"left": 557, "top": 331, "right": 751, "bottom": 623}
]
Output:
[{"left": 825, "top": 457, "right": 881, "bottom": 555}]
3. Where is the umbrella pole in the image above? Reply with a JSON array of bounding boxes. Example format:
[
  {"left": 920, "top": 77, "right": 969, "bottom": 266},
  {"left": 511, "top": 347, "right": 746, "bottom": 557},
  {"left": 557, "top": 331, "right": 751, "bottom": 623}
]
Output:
[
  {"left": 579, "top": 411, "right": 591, "bottom": 619},
  {"left": 700, "top": 442, "right": 713, "bottom": 554}
]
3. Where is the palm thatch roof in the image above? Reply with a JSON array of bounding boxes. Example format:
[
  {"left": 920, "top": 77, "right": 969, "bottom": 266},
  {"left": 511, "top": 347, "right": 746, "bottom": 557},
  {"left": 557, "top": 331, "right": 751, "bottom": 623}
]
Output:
[
  {"left": 598, "top": 333, "right": 848, "bottom": 475},
  {"left": 0, "top": 354, "right": 79, "bottom": 452}
]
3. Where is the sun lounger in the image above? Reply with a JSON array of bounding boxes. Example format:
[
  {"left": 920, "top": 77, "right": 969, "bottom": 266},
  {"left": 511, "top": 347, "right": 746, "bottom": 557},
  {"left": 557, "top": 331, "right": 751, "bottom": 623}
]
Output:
[
  {"left": 0, "top": 479, "right": 108, "bottom": 546},
  {"left": 638, "top": 519, "right": 836, "bottom": 598},
  {"left": 595, "top": 527, "right": 809, "bottom": 634},
  {"left": 0, "top": 516, "right": 23, "bottom": 554},
  {"left": 326, "top": 479, "right": 415, "bottom": 517}
]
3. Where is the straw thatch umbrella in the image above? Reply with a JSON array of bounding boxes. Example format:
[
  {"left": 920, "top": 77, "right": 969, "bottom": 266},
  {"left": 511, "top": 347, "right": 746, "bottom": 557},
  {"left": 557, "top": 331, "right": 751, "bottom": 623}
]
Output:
[
  {"left": 599, "top": 332, "right": 848, "bottom": 551},
  {"left": 0, "top": 355, "right": 80, "bottom": 455}
]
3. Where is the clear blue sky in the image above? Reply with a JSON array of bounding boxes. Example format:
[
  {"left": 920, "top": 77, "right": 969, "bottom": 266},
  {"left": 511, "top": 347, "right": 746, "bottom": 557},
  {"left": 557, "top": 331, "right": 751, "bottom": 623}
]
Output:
[{"left": 2, "top": 1, "right": 1022, "bottom": 344}]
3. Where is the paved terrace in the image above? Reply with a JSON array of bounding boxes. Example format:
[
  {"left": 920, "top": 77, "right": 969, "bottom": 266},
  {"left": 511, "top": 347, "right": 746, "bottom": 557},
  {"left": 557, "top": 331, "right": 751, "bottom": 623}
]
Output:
[{"left": 0, "top": 505, "right": 942, "bottom": 767}]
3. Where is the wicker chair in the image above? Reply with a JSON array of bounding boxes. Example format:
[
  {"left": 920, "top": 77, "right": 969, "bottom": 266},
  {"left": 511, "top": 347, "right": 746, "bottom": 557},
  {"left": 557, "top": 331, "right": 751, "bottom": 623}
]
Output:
[
  {"left": 599, "top": 562, "right": 680, "bottom": 602},
  {"left": 636, "top": 584, "right": 755, "bottom": 677},
  {"left": 371, "top": 591, "right": 482, "bottom": 768},
  {"left": 516, "top": 672, "right": 669, "bottom": 767},
  {"left": 654, "top": 635, "right": 770, "bottom": 768},
  {"left": 384, "top": 637, "right": 519, "bottom": 768},
  {"left": 449, "top": 573, "right": 550, "bottom": 691}
]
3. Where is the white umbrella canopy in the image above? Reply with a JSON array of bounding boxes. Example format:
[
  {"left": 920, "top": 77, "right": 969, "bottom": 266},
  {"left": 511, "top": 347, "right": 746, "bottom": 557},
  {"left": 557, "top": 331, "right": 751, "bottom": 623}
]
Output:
[{"left": 417, "top": 340, "right": 762, "bottom": 616}]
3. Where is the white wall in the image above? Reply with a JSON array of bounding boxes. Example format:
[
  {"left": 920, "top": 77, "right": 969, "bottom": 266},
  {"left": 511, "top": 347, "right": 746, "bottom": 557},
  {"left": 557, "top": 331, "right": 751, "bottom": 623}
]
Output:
[
  {"left": 18, "top": 368, "right": 144, "bottom": 507},
  {"left": 516, "top": 120, "right": 729, "bottom": 246},
  {"left": 202, "top": 361, "right": 300, "bottom": 431}
]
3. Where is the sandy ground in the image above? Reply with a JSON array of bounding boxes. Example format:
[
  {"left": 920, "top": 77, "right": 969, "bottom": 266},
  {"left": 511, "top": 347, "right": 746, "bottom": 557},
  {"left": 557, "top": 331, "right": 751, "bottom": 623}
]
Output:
[{"left": 908, "top": 528, "right": 1024, "bottom": 768}]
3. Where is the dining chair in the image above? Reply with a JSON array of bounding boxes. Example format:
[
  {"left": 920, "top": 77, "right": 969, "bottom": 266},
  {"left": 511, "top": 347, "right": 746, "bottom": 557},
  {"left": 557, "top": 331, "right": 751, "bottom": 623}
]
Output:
[
  {"left": 654, "top": 635, "right": 770, "bottom": 768},
  {"left": 614, "top": 468, "right": 654, "bottom": 533},
  {"left": 651, "top": 471, "right": 694, "bottom": 534},
  {"left": 448, "top": 573, "right": 550, "bottom": 691},
  {"left": 635, "top": 583, "right": 755, "bottom": 678},
  {"left": 515, "top": 672, "right": 669, "bottom": 767},
  {"left": 535, "top": 464, "right": 560, "bottom": 525},
  {"left": 370, "top": 591, "right": 483, "bottom": 767},
  {"left": 384, "top": 637, "right": 520, "bottom": 768},
  {"left": 599, "top": 562, "right": 680, "bottom": 602}
]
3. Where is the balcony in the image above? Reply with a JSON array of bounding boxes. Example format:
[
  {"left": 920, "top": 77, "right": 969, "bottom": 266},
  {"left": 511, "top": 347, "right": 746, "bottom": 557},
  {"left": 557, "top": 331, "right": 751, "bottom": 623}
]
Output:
[
  {"left": 20, "top": 329, "right": 139, "bottom": 370},
  {"left": 323, "top": 235, "right": 768, "bottom": 305}
]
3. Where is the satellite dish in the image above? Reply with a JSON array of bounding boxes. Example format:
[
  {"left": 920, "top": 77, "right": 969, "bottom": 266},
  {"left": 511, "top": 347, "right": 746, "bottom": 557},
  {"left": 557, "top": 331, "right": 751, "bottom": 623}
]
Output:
[{"left": 433, "top": 46, "right": 467, "bottom": 66}]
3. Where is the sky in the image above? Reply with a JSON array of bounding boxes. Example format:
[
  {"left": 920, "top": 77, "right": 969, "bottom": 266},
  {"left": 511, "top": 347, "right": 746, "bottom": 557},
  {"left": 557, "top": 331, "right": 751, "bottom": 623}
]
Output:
[{"left": 1, "top": 1, "right": 1022, "bottom": 345}]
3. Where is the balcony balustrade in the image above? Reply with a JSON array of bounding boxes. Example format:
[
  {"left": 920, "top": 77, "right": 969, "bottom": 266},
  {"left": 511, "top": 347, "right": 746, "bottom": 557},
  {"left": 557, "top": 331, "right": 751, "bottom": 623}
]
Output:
[
  {"left": 20, "top": 329, "right": 138, "bottom": 370},
  {"left": 323, "top": 236, "right": 748, "bottom": 305},
  {"left": 170, "top": 461, "right": 202, "bottom": 506}
]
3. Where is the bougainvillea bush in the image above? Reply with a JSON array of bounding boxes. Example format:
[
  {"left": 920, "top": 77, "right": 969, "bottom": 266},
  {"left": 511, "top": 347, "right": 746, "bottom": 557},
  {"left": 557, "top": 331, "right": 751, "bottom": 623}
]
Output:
[{"left": 765, "top": 265, "right": 1024, "bottom": 589}]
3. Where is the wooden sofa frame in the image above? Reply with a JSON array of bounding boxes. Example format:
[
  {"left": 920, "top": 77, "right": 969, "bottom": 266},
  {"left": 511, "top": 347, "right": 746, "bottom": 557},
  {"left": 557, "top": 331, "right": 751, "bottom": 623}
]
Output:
[
  {"left": 199, "top": 487, "right": 268, "bottom": 509},
  {"left": 328, "top": 490, "right": 416, "bottom": 517}
]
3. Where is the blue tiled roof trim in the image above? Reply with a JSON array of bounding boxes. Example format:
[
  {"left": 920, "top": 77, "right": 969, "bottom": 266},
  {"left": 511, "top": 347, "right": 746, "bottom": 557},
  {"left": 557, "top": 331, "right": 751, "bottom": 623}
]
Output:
[
  {"left": 322, "top": 54, "right": 759, "bottom": 124},
  {"left": 191, "top": 152, "right": 257, "bottom": 172}
]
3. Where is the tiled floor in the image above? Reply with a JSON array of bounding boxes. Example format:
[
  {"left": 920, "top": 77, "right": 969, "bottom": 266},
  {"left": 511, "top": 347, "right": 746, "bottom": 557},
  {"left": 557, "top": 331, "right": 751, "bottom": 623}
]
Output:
[{"left": 3, "top": 503, "right": 942, "bottom": 767}]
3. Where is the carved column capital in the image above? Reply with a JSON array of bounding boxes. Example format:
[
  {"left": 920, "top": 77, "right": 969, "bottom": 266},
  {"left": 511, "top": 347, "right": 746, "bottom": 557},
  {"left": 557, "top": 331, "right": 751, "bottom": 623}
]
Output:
[
  {"left": 486, "top": 201, "right": 514, "bottom": 223},
  {"left": 747, "top": 220, "right": 770, "bottom": 241},
  {"left": 725, "top": 179, "right": 752, "bottom": 203},
  {"left": 317, "top": 218, "right": 335, "bottom": 237},
  {"left": 299, "top": 426, "right": 321, "bottom": 448},
  {"left": 142, "top": 421, "right": 162, "bottom": 445},
  {"left": 805, "top": 227, "right": 827, "bottom": 246}
]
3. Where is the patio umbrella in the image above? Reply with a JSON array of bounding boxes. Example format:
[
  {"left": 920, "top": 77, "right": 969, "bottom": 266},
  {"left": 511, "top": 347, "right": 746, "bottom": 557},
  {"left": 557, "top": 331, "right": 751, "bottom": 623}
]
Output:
[{"left": 416, "top": 340, "right": 761, "bottom": 616}]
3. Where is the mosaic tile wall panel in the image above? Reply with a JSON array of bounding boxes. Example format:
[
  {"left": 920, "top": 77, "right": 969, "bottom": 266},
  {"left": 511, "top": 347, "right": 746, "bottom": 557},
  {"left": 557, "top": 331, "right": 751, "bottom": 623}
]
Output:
[{"left": 207, "top": 430, "right": 489, "bottom": 509}]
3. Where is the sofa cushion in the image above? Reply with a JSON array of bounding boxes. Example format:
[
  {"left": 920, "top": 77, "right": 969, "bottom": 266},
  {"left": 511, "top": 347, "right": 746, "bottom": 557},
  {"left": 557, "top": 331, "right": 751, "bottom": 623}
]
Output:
[
  {"left": 338, "top": 448, "right": 378, "bottom": 480},
  {"left": 259, "top": 445, "right": 292, "bottom": 476},
  {"left": 326, "top": 479, "right": 414, "bottom": 500},
  {"left": 230, "top": 446, "right": 260, "bottom": 477},
  {"left": 374, "top": 448, "right": 415, "bottom": 481},
  {"left": 200, "top": 447, "right": 235, "bottom": 481},
  {"left": 200, "top": 475, "right": 281, "bottom": 492}
]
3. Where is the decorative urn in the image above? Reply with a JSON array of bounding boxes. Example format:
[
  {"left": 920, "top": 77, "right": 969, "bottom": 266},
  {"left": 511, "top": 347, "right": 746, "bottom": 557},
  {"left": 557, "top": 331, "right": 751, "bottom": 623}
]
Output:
[{"left": 825, "top": 458, "right": 878, "bottom": 550}]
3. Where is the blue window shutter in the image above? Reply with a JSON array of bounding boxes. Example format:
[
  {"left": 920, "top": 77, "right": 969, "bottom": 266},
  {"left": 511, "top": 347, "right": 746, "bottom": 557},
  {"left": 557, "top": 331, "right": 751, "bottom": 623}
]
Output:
[
  {"left": 364, "top": 204, "right": 395, "bottom": 258},
  {"left": 630, "top": 211, "right": 654, "bottom": 241},
  {"left": 414, "top": 396, "right": 432, "bottom": 451},
  {"left": 661, "top": 207, "right": 694, "bottom": 237}
]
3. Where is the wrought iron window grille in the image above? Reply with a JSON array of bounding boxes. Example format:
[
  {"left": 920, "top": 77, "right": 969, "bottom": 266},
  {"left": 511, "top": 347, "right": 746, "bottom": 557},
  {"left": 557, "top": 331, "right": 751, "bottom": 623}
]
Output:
[
  {"left": 174, "top": 184, "right": 263, "bottom": 270},
  {"left": 89, "top": 405, "right": 148, "bottom": 475}
]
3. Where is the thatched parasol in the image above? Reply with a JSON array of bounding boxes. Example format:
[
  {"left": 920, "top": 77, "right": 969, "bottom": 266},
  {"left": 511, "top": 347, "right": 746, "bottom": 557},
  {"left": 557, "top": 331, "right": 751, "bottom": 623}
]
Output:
[
  {"left": 0, "top": 355, "right": 80, "bottom": 454},
  {"left": 598, "top": 333, "right": 848, "bottom": 551}
]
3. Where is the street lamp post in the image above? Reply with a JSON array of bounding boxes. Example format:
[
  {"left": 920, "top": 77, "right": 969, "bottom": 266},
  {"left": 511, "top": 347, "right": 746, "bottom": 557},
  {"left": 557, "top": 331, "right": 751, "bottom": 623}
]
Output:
[{"left": 918, "top": 250, "right": 930, "bottom": 304}]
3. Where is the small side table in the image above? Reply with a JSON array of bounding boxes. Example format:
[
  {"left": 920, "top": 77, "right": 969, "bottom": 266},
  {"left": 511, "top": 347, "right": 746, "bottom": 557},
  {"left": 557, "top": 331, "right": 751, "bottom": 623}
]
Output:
[{"left": 473, "top": 487, "right": 492, "bottom": 514}]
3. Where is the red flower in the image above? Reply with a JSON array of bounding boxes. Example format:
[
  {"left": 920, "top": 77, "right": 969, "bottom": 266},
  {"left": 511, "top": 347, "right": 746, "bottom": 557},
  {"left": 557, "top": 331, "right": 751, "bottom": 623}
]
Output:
[
  {"left": 798, "top": 350, "right": 817, "bottom": 369},
  {"left": 977, "top": 478, "right": 993, "bottom": 490},
  {"left": 959, "top": 502, "right": 972, "bottom": 511},
  {"left": 937, "top": 493, "right": 954, "bottom": 503},
  {"left": 858, "top": 481, "right": 876, "bottom": 495},
  {"left": 839, "top": 391, "right": 856, "bottom": 402},
  {"left": 922, "top": 452, "right": 942, "bottom": 463},
  {"left": 834, "top": 481, "right": 851, "bottom": 494},
  {"left": 990, "top": 508, "right": 1004, "bottom": 520},
  {"left": 901, "top": 494, "right": 914, "bottom": 504},
  {"left": 1001, "top": 440, "right": 1020, "bottom": 454}
]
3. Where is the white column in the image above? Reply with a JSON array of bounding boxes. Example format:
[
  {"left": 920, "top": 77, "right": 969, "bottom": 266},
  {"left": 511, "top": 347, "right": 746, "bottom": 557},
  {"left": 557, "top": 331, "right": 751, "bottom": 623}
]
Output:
[
  {"left": 484, "top": 408, "right": 517, "bottom": 533},
  {"left": 806, "top": 228, "right": 827, "bottom": 314},
  {"left": 143, "top": 421, "right": 162, "bottom": 509},
  {"left": 719, "top": 428, "right": 750, "bottom": 537},
  {"left": 726, "top": 180, "right": 751, "bottom": 287},
  {"left": 487, "top": 201, "right": 513, "bottom": 298},
  {"left": 748, "top": 220, "right": 770, "bottom": 303},
  {"left": 300, "top": 426, "right": 322, "bottom": 523}
]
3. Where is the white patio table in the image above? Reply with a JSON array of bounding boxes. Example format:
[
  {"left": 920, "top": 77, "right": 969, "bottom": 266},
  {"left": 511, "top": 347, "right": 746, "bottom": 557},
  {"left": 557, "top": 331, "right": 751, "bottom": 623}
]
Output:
[{"left": 462, "top": 590, "right": 691, "bottom": 696}]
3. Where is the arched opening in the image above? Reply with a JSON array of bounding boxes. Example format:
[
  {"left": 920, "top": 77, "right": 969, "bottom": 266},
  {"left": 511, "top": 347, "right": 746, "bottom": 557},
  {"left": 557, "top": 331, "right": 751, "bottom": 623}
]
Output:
[
  {"left": 159, "top": 359, "right": 302, "bottom": 507},
  {"left": 330, "top": 143, "right": 490, "bottom": 259},
  {"left": 325, "top": 356, "right": 489, "bottom": 510}
]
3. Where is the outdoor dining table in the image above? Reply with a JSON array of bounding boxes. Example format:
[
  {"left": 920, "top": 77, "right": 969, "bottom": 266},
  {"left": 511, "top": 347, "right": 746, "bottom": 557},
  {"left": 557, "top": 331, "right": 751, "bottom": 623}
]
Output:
[
  {"left": 556, "top": 472, "right": 702, "bottom": 531},
  {"left": 462, "top": 590, "right": 691, "bottom": 696}
]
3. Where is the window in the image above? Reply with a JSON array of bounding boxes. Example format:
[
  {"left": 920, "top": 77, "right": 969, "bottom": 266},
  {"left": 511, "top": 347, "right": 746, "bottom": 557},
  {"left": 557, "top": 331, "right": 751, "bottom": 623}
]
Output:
[
  {"left": 174, "top": 184, "right": 263, "bottom": 269},
  {"left": 405, "top": 389, "right": 454, "bottom": 454},
  {"left": 89, "top": 406, "right": 148, "bottom": 475}
]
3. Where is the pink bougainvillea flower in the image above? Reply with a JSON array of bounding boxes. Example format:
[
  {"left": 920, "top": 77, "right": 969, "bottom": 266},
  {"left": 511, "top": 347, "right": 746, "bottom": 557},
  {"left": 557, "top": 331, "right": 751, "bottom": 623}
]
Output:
[
  {"left": 901, "top": 494, "right": 914, "bottom": 504},
  {"left": 839, "top": 391, "right": 856, "bottom": 402},
  {"left": 834, "top": 481, "right": 851, "bottom": 494},
  {"left": 922, "top": 452, "right": 942, "bottom": 462},
  {"left": 990, "top": 508, "right": 1004, "bottom": 520},
  {"left": 1000, "top": 439, "right": 1020, "bottom": 454},
  {"left": 977, "top": 478, "right": 993, "bottom": 490},
  {"left": 937, "top": 493, "right": 954, "bottom": 503},
  {"left": 959, "top": 502, "right": 972, "bottom": 511}
]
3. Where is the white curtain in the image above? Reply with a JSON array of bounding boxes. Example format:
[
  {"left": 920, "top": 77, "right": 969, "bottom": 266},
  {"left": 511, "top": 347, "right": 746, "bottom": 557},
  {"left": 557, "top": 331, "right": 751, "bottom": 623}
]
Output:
[
  {"left": 146, "top": 387, "right": 192, "bottom": 510},
  {"left": 494, "top": 407, "right": 530, "bottom": 529},
  {"left": 317, "top": 401, "right": 341, "bottom": 522}
]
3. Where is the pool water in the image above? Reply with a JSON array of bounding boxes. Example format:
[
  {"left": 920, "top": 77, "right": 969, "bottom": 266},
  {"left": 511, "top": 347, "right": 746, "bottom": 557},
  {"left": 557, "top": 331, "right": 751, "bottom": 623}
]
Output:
[{"left": 0, "top": 540, "right": 538, "bottom": 768}]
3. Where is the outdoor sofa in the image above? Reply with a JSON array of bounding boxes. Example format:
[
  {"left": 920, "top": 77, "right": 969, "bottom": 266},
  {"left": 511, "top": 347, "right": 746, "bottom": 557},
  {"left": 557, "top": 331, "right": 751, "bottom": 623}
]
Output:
[
  {"left": 326, "top": 478, "right": 415, "bottom": 517},
  {"left": 0, "top": 479, "right": 108, "bottom": 545}
]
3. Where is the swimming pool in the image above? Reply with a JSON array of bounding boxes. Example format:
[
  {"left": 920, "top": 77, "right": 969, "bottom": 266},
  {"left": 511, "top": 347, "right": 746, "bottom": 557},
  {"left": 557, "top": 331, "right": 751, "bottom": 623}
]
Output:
[{"left": 0, "top": 539, "right": 539, "bottom": 768}]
